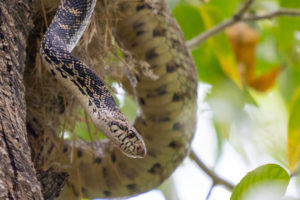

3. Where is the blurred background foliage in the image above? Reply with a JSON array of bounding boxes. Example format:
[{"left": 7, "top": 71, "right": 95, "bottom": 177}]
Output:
[{"left": 76, "top": 0, "right": 300, "bottom": 199}]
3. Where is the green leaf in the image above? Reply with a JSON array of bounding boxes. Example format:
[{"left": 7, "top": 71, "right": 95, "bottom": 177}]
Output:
[
  {"left": 279, "top": 68, "right": 300, "bottom": 103},
  {"left": 206, "top": 79, "right": 251, "bottom": 140},
  {"left": 198, "top": 5, "right": 242, "bottom": 88},
  {"left": 121, "top": 94, "right": 138, "bottom": 124},
  {"left": 192, "top": 43, "right": 225, "bottom": 84},
  {"left": 287, "top": 87, "right": 300, "bottom": 172},
  {"left": 209, "top": 0, "right": 243, "bottom": 18},
  {"left": 275, "top": 0, "right": 300, "bottom": 67},
  {"left": 173, "top": 3, "right": 205, "bottom": 40},
  {"left": 231, "top": 164, "right": 290, "bottom": 200}
]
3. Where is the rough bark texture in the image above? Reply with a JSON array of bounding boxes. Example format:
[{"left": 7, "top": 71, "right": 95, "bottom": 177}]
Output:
[{"left": 0, "top": 0, "right": 43, "bottom": 199}]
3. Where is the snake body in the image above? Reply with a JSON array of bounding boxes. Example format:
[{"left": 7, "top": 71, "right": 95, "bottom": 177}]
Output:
[
  {"left": 40, "top": 0, "right": 198, "bottom": 199},
  {"left": 40, "top": 0, "right": 146, "bottom": 158}
]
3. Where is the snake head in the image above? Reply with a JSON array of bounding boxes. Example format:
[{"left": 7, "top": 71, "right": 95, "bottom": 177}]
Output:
[{"left": 108, "top": 120, "right": 146, "bottom": 159}]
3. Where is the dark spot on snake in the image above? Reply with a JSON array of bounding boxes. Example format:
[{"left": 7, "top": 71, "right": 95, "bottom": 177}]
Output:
[
  {"left": 153, "top": 28, "right": 166, "bottom": 37},
  {"left": 146, "top": 86, "right": 167, "bottom": 98},
  {"left": 111, "top": 153, "right": 116, "bottom": 163},
  {"left": 136, "top": 4, "right": 152, "bottom": 11},
  {"left": 88, "top": 99, "right": 92, "bottom": 106},
  {"left": 139, "top": 97, "right": 145, "bottom": 105},
  {"left": 131, "top": 42, "right": 138, "bottom": 48},
  {"left": 145, "top": 48, "right": 158, "bottom": 60},
  {"left": 93, "top": 108, "right": 96, "bottom": 113},
  {"left": 169, "top": 140, "right": 182, "bottom": 149},
  {"left": 133, "top": 21, "right": 144, "bottom": 29},
  {"left": 156, "top": 116, "right": 171, "bottom": 122},
  {"left": 148, "top": 163, "right": 162, "bottom": 174},
  {"left": 127, "top": 184, "right": 136, "bottom": 190},
  {"left": 94, "top": 157, "right": 102, "bottom": 164},
  {"left": 136, "top": 30, "right": 144, "bottom": 36},
  {"left": 166, "top": 61, "right": 180, "bottom": 73},
  {"left": 104, "top": 190, "right": 111, "bottom": 197},
  {"left": 173, "top": 122, "right": 183, "bottom": 131},
  {"left": 0, "top": 32, "right": 4, "bottom": 40},
  {"left": 102, "top": 167, "right": 108, "bottom": 177},
  {"left": 172, "top": 93, "right": 180, "bottom": 102},
  {"left": 77, "top": 150, "right": 83, "bottom": 158}
]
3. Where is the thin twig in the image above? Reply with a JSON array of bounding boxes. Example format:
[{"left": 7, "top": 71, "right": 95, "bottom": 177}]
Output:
[
  {"left": 243, "top": 8, "right": 300, "bottom": 21},
  {"left": 205, "top": 183, "right": 215, "bottom": 200},
  {"left": 186, "top": 18, "right": 236, "bottom": 49},
  {"left": 189, "top": 150, "right": 235, "bottom": 190},
  {"left": 234, "top": 0, "right": 254, "bottom": 18},
  {"left": 186, "top": 0, "right": 300, "bottom": 49},
  {"left": 187, "top": 0, "right": 254, "bottom": 49}
]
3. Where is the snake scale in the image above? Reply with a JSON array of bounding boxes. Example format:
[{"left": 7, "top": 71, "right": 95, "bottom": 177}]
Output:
[{"left": 40, "top": 0, "right": 198, "bottom": 199}]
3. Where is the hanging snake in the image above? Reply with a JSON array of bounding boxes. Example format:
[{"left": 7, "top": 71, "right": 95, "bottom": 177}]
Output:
[{"left": 40, "top": 0, "right": 198, "bottom": 199}]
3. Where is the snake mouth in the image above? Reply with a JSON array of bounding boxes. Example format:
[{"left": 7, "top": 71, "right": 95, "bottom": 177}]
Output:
[{"left": 122, "top": 140, "right": 147, "bottom": 159}]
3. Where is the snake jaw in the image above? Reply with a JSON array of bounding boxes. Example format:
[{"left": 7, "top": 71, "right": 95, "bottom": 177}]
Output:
[{"left": 108, "top": 120, "right": 146, "bottom": 158}]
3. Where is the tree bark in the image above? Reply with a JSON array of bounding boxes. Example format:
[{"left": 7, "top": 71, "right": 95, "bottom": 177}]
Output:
[{"left": 0, "top": 0, "right": 43, "bottom": 199}]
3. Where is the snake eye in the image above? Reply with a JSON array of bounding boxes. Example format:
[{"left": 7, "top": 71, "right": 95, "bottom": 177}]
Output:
[{"left": 128, "top": 130, "right": 135, "bottom": 138}]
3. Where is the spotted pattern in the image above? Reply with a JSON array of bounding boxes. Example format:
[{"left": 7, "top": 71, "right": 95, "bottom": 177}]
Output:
[
  {"left": 40, "top": 0, "right": 198, "bottom": 199},
  {"left": 40, "top": 0, "right": 146, "bottom": 159}
]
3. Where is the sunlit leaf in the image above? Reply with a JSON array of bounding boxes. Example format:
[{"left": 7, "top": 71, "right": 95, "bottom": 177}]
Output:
[
  {"left": 275, "top": 0, "right": 300, "bottom": 68},
  {"left": 206, "top": 79, "right": 253, "bottom": 139},
  {"left": 198, "top": 5, "right": 242, "bottom": 88},
  {"left": 287, "top": 87, "right": 300, "bottom": 172},
  {"left": 231, "top": 164, "right": 290, "bottom": 200},
  {"left": 226, "top": 22, "right": 281, "bottom": 92},
  {"left": 173, "top": 3, "right": 225, "bottom": 84}
]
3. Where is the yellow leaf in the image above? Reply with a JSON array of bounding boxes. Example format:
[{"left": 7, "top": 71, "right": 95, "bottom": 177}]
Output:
[
  {"left": 226, "top": 22, "right": 281, "bottom": 92},
  {"left": 288, "top": 87, "right": 300, "bottom": 172},
  {"left": 198, "top": 6, "right": 242, "bottom": 88}
]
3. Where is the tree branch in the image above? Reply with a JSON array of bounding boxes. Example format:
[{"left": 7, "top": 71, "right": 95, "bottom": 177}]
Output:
[
  {"left": 186, "top": 0, "right": 300, "bottom": 49},
  {"left": 234, "top": 0, "right": 254, "bottom": 18},
  {"left": 243, "top": 8, "right": 300, "bottom": 21},
  {"left": 189, "top": 150, "right": 235, "bottom": 190}
]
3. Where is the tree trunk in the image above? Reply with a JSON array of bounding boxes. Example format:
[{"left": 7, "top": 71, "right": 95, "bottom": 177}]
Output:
[{"left": 0, "top": 0, "right": 43, "bottom": 199}]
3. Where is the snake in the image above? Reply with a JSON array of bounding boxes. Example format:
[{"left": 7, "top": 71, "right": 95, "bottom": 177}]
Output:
[{"left": 40, "top": 0, "right": 198, "bottom": 199}]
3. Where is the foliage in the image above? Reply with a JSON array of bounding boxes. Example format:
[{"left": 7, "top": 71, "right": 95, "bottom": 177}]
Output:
[
  {"left": 170, "top": 0, "right": 299, "bottom": 199},
  {"left": 74, "top": 0, "right": 300, "bottom": 199},
  {"left": 230, "top": 164, "right": 289, "bottom": 200}
]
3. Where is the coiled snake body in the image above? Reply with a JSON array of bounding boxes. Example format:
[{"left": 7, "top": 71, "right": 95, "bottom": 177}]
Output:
[{"left": 40, "top": 0, "right": 198, "bottom": 199}]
